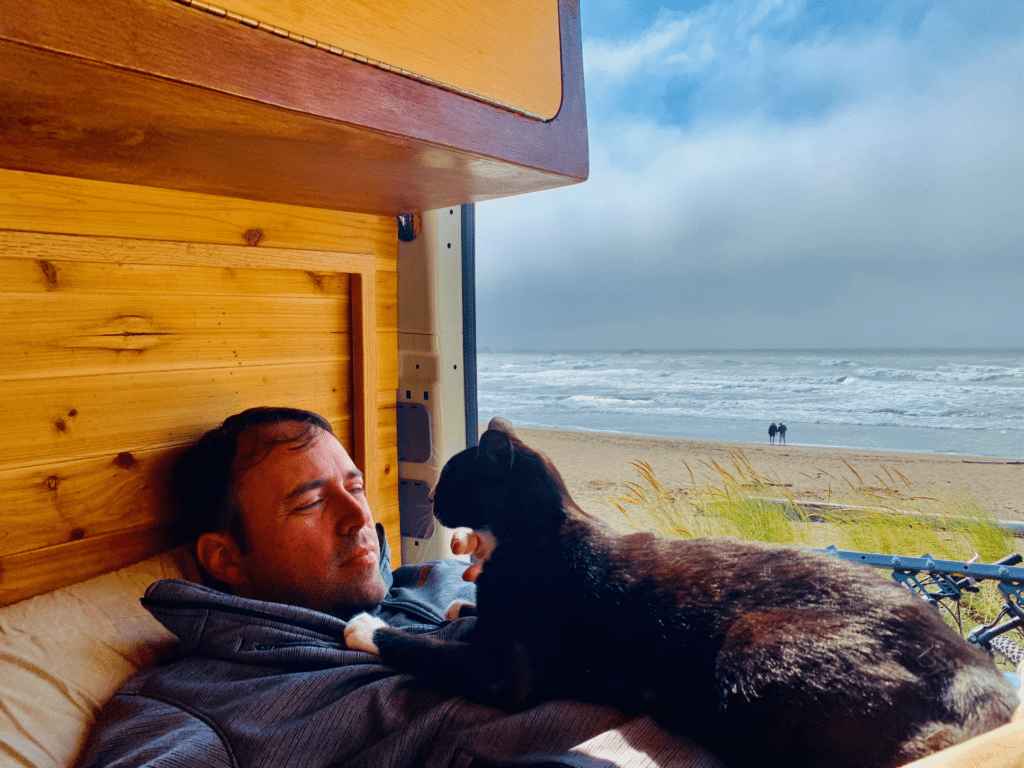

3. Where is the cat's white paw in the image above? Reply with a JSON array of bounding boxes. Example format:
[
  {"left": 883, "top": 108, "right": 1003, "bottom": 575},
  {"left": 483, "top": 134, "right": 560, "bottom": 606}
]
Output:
[
  {"left": 444, "top": 599, "right": 476, "bottom": 621},
  {"left": 344, "top": 612, "right": 387, "bottom": 654},
  {"left": 451, "top": 528, "right": 499, "bottom": 561},
  {"left": 451, "top": 528, "right": 499, "bottom": 583},
  {"left": 450, "top": 527, "right": 476, "bottom": 555}
]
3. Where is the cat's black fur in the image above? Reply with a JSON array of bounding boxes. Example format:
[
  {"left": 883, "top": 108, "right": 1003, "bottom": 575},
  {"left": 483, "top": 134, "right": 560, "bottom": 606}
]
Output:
[{"left": 360, "top": 420, "right": 1018, "bottom": 768}]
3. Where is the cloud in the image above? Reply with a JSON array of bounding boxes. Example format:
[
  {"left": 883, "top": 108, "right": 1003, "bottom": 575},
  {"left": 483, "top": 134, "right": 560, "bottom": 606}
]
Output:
[{"left": 475, "top": 0, "right": 1024, "bottom": 350}]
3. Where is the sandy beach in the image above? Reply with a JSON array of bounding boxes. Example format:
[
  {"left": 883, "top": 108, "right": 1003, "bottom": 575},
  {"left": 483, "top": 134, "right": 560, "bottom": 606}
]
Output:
[{"left": 489, "top": 426, "right": 1024, "bottom": 526}]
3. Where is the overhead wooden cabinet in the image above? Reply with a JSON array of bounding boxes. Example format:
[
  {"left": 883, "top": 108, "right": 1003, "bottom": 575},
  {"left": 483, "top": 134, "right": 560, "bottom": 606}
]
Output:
[
  {"left": 0, "top": 0, "right": 589, "bottom": 604},
  {"left": 0, "top": 0, "right": 588, "bottom": 214}
]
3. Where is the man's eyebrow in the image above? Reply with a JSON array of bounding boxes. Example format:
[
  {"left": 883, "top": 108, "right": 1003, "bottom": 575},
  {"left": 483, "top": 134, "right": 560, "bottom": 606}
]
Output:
[
  {"left": 284, "top": 471, "right": 363, "bottom": 500},
  {"left": 284, "top": 478, "right": 328, "bottom": 500}
]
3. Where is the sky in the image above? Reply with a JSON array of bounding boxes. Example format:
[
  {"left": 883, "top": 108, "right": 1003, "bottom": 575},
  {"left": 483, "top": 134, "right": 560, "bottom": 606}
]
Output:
[{"left": 474, "top": 0, "right": 1024, "bottom": 351}]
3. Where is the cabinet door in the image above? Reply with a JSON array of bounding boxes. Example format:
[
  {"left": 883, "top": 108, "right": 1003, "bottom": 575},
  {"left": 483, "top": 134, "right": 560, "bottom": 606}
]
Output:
[{"left": 0, "top": 0, "right": 587, "bottom": 214}]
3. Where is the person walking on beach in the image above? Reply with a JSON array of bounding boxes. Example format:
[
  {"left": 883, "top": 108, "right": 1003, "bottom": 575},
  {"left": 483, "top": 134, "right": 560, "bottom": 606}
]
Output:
[
  {"left": 768, "top": 423, "right": 777, "bottom": 444},
  {"left": 778, "top": 423, "right": 787, "bottom": 445}
]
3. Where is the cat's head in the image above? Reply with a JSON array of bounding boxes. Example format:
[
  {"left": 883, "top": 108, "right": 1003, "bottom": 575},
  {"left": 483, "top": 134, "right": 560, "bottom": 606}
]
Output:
[{"left": 431, "top": 418, "right": 571, "bottom": 544}]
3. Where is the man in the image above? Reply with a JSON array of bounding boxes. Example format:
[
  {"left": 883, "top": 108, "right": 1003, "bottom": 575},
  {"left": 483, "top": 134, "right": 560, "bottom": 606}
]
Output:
[
  {"left": 184, "top": 407, "right": 390, "bottom": 619},
  {"left": 80, "top": 407, "right": 701, "bottom": 768}
]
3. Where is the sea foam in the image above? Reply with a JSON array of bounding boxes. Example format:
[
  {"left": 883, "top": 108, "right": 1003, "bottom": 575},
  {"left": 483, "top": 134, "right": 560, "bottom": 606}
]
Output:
[{"left": 477, "top": 349, "right": 1024, "bottom": 458}]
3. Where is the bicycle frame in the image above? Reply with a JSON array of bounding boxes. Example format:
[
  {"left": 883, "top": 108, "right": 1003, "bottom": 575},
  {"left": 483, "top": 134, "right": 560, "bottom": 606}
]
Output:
[{"left": 819, "top": 546, "right": 1024, "bottom": 650}]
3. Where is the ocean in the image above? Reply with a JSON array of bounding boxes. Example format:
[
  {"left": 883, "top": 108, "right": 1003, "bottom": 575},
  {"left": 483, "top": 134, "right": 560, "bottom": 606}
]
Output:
[{"left": 476, "top": 349, "right": 1024, "bottom": 459}]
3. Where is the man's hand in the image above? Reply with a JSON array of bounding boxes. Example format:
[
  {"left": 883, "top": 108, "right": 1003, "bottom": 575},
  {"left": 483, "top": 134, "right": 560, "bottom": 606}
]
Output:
[
  {"left": 344, "top": 612, "right": 387, "bottom": 654},
  {"left": 450, "top": 528, "right": 498, "bottom": 583}
]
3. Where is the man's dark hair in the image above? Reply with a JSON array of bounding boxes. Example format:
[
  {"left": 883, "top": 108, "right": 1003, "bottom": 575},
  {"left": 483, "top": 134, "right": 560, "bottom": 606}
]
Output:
[{"left": 173, "top": 407, "right": 334, "bottom": 553}]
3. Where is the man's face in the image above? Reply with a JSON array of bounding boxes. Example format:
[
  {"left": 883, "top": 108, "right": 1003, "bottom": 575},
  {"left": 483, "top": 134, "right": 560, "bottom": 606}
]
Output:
[{"left": 229, "top": 424, "right": 388, "bottom": 618}]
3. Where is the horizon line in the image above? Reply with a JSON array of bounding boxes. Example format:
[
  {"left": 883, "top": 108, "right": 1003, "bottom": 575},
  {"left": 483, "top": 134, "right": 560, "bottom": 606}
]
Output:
[{"left": 477, "top": 346, "right": 1024, "bottom": 354}]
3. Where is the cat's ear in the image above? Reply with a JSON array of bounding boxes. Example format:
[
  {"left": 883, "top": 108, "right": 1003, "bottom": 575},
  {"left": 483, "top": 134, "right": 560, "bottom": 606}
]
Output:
[
  {"left": 477, "top": 428, "right": 514, "bottom": 479},
  {"left": 486, "top": 416, "right": 517, "bottom": 437}
]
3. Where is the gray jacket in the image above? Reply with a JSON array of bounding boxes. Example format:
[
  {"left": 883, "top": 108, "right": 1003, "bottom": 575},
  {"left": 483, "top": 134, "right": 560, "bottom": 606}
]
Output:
[{"left": 81, "top": 539, "right": 715, "bottom": 768}]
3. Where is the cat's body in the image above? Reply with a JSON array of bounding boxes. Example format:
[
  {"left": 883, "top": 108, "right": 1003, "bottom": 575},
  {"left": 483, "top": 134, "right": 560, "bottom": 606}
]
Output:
[{"left": 345, "top": 421, "right": 1017, "bottom": 768}]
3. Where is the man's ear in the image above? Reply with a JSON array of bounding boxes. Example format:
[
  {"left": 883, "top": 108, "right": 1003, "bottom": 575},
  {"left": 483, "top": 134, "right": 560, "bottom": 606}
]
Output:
[{"left": 195, "top": 531, "right": 249, "bottom": 589}]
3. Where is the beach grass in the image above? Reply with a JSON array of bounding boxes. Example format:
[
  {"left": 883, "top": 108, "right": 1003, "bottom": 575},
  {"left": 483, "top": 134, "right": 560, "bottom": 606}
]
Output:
[{"left": 606, "top": 450, "right": 1023, "bottom": 664}]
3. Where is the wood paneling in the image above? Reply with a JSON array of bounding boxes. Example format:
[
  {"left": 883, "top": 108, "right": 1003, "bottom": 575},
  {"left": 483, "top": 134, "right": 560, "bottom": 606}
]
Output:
[
  {"left": 213, "top": 0, "right": 562, "bottom": 119},
  {"left": 0, "top": 525, "right": 182, "bottom": 607},
  {"left": 1, "top": 292, "right": 351, "bottom": 377},
  {"left": 0, "top": 448, "right": 180, "bottom": 559},
  {"left": 0, "top": 170, "right": 395, "bottom": 260},
  {"left": 0, "top": 173, "right": 400, "bottom": 605},
  {"left": 1, "top": 363, "right": 352, "bottom": 468},
  {"left": 0, "top": 257, "right": 350, "bottom": 297},
  {"left": 0, "top": 0, "right": 587, "bottom": 213}
]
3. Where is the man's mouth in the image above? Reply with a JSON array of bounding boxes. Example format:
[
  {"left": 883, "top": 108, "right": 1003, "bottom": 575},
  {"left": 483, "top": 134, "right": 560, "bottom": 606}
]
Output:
[{"left": 338, "top": 543, "right": 378, "bottom": 568}]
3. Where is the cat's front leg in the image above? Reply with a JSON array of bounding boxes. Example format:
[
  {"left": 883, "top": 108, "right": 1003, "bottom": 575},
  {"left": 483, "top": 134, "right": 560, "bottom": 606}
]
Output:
[
  {"left": 451, "top": 527, "right": 498, "bottom": 583},
  {"left": 344, "top": 612, "right": 388, "bottom": 654},
  {"left": 344, "top": 617, "right": 534, "bottom": 709}
]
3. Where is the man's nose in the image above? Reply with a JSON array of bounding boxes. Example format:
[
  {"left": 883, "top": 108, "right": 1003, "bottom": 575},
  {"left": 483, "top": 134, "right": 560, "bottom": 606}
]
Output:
[{"left": 331, "top": 486, "right": 372, "bottom": 535}]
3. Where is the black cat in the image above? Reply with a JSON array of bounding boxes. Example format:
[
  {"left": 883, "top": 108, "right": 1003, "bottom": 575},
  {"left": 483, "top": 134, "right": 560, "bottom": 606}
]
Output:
[{"left": 345, "top": 419, "right": 1017, "bottom": 768}]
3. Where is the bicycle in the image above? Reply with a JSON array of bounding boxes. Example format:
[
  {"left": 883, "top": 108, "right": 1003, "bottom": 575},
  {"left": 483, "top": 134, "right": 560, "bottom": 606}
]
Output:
[{"left": 820, "top": 546, "right": 1024, "bottom": 667}]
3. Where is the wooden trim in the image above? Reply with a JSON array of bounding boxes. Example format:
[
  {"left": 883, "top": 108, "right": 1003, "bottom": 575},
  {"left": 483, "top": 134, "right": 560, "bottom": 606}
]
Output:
[
  {"left": 349, "top": 270, "right": 380, "bottom": 510},
  {"left": 0, "top": 0, "right": 588, "bottom": 213}
]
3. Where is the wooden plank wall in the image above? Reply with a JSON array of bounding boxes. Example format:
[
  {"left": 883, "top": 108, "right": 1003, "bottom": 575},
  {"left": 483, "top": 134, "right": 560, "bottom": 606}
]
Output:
[{"left": 0, "top": 169, "right": 400, "bottom": 605}]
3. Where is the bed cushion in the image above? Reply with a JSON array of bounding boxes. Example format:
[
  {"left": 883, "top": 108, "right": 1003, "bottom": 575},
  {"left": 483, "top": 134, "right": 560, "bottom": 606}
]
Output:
[{"left": 0, "top": 548, "right": 200, "bottom": 768}]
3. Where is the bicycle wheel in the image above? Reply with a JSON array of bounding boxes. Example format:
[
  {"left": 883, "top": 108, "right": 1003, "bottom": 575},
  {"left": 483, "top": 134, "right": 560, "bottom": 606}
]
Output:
[{"left": 989, "top": 634, "right": 1024, "bottom": 668}]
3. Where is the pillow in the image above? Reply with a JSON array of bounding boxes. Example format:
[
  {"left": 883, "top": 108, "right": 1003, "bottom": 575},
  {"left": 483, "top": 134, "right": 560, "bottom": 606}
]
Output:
[{"left": 0, "top": 548, "right": 200, "bottom": 768}]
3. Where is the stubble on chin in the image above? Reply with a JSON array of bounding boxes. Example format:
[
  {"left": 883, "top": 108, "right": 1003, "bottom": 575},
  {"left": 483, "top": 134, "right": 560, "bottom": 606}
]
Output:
[{"left": 330, "top": 571, "right": 388, "bottom": 620}]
